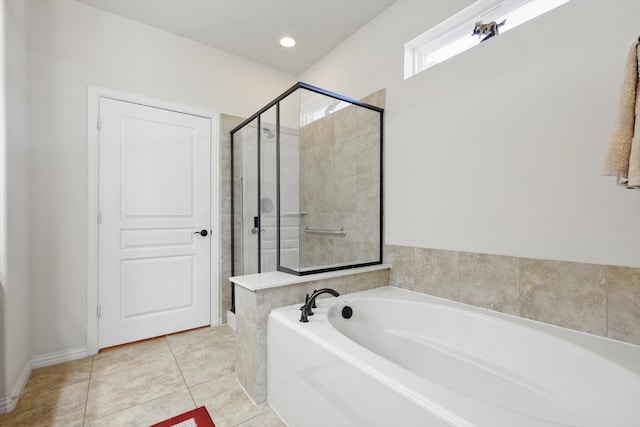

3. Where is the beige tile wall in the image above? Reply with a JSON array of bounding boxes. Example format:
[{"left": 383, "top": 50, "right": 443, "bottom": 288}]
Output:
[
  {"left": 607, "top": 266, "right": 640, "bottom": 345},
  {"left": 298, "top": 90, "right": 384, "bottom": 269},
  {"left": 220, "top": 114, "right": 246, "bottom": 322},
  {"left": 385, "top": 245, "right": 640, "bottom": 346}
]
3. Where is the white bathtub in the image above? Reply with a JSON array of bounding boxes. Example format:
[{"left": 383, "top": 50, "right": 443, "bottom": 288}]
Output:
[{"left": 268, "top": 286, "right": 640, "bottom": 427}]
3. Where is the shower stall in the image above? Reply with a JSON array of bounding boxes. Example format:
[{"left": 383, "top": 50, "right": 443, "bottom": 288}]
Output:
[{"left": 231, "top": 82, "right": 383, "bottom": 283}]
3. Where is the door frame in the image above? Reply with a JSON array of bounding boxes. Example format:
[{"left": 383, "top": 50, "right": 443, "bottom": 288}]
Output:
[{"left": 87, "top": 85, "right": 220, "bottom": 355}]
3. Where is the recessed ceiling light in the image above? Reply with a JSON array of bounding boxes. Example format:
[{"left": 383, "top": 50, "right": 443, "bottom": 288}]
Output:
[{"left": 280, "top": 37, "right": 296, "bottom": 48}]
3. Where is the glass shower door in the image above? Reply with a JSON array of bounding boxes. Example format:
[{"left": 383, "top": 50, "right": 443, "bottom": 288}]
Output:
[
  {"left": 234, "top": 110, "right": 278, "bottom": 276},
  {"left": 259, "top": 107, "right": 278, "bottom": 273},
  {"left": 239, "top": 119, "right": 259, "bottom": 275}
]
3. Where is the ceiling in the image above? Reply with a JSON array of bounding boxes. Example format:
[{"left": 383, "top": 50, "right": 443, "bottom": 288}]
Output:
[{"left": 75, "top": 0, "right": 397, "bottom": 75}]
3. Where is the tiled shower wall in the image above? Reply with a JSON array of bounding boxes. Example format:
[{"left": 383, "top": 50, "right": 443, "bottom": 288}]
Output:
[
  {"left": 220, "top": 114, "right": 245, "bottom": 322},
  {"left": 384, "top": 245, "right": 640, "bottom": 346},
  {"left": 299, "top": 90, "right": 385, "bottom": 268}
]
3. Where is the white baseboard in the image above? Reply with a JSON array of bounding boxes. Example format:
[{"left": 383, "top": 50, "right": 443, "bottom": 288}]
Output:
[
  {"left": 31, "top": 346, "right": 89, "bottom": 369},
  {"left": 227, "top": 310, "right": 236, "bottom": 330},
  {"left": 0, "top": 360, "right": 31, "bottom": 414},
  {"left": 1, "top": 346, "right": 89, "bottom": 414},
  {"left": 0, "top": 396, "right": 14, "bottom": 414}
]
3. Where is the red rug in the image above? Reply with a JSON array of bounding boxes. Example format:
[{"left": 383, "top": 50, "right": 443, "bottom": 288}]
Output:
[{"left": 150, "top": 406, "right": 215, "bottom": 427}]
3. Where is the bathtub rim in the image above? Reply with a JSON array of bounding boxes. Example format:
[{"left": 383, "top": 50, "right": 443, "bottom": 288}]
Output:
[
  {"left": 298, "top": 286, "right": 640, "bottom": 362},
  {"left": 268, "top": 285, "right": 640, "bottom": 426}
]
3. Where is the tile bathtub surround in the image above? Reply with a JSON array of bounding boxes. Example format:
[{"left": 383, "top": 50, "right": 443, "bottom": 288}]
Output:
[
  {"left": 233, "top": 267, "right": 390, "bottom": 405},
  {"left": 0, "top": 325, "right": 285, "bottom": 427},
  {"left": 385, "top": 244, "right": 640, "bottom": 346},
  {"left": 607, "top": 266, "right": 640, "bottom": 345},
  {"left": 520, "top": 259, "right": 607, "bottom": 336},
  {"left": 459, "top": 252, "right": 520, "bottom": 316}
]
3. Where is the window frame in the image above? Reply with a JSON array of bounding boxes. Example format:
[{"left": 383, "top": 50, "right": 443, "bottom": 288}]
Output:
[{"left": 404, "top": 0, "right": 570, "bottom": 79}]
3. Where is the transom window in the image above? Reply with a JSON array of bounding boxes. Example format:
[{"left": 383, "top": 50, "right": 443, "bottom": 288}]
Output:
[{"left": 404, "top": 0, "right": 570, "bottom": 79}]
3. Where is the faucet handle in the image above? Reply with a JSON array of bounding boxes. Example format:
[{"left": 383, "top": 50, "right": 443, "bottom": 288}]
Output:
[
  {"left": 300, "top": 305, "right": 309, "bottom": 323},
  {"left": 299, "top": 294, "right": 310, "bottom": 322},
  {"left": 300, "top": 293, "right": 310, "bottom": 309},
  {"left": 300, "top": 293, "right": 314, "bottom": 316},
  {"left": 300, "top": 305, "right": 309, "bottom": 322}
]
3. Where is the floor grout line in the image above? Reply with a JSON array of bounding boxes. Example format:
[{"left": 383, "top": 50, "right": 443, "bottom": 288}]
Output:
[
  {"left": 0, "top": 325, "right": 285, "bottom": 426},
  {"left": 165, "top": 335, "right": 199, "bottom": 409},
  {"left": 81, "top": 355, "right": 95, "bottom": 426}
]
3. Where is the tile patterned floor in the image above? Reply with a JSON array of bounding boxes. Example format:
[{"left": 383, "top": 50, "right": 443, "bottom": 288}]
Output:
[{"left": 0, "top": 325, "right": 286, "bottom": 427}]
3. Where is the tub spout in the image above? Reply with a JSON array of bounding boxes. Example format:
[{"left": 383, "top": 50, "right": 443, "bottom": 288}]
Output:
[{"left": 299, "top": 288, "right": 340, "bottom": 322}]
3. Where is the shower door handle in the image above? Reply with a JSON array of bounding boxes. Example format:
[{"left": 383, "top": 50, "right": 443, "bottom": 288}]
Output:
[{"left": 251, "top": 215, "right": 260, "bottom": 235}]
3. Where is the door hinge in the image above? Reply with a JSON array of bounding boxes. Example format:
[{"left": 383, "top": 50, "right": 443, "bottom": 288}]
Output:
[
  {"left": 97, "top": 211, "right": 102, "bottom": 224},
  {"left": 96, "top": 305, "right": 102, "bottom": 318},
  {"left": 97, "top": 117, "right": 102, "bottom": 131}
]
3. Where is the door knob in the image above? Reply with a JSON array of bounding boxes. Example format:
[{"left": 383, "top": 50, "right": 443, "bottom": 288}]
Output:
[{"left": 194, "top": 229, "right": 208, "bottom": 237}]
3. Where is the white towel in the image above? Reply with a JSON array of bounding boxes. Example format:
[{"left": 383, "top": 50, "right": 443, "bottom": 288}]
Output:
[{"left": 602, "top": 41, "right": 640, "bottom": 188}]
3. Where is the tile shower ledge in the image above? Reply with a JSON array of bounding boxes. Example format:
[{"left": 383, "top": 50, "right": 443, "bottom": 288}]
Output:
[{"left": 230, "top": 264, "right": 391, "bottom": 292}]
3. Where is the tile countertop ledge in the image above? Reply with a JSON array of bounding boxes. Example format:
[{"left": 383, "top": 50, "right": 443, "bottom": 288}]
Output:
[{"left": 229, "top": 264, "right": 391, "bottom": 292}]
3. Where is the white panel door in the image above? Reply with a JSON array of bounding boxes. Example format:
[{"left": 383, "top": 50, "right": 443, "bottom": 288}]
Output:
[{"left": 98, "top": 98, "right": 211, "bottom": 348}]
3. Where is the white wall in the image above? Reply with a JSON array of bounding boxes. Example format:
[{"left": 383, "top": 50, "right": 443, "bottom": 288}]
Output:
[
  {"left": 2, "top": 0, "right": 31, "bottom": 404},
  {"left": 26, "top": 0, "right": 296, "bottom": 357},
  {"left": 300, "top": 0, "right": 640, "bottom": 268}
]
